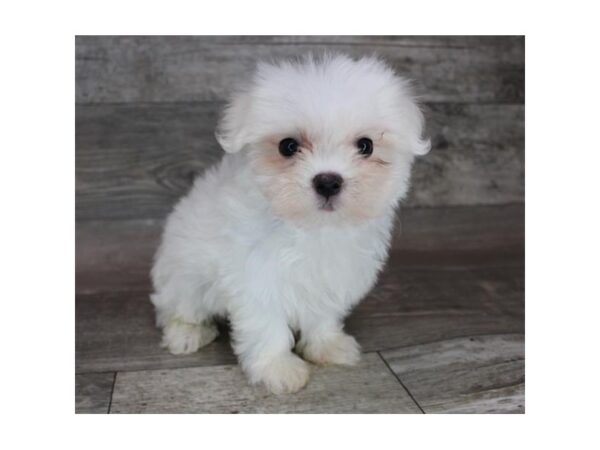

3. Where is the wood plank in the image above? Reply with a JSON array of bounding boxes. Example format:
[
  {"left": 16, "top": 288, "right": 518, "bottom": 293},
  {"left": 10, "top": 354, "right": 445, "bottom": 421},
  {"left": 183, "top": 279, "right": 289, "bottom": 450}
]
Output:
[
  {"left": 76, "top": 102, "right": 524, "bottom": 220},
  {"left": 76, "top": 219, "right": 160, "bottom": 293},
  {"left": 380, "top": 334, "right": 525, "bottom": 413},
  {"left": 76, "top": 204, "right": 523, "bottom": 293},
  {"left": 75, "top": 372, "right": 115, "bottom": 413},
  {"left": 76, "top": 291, "right": 236, "bottom": 373},
  {"left": 414, "top": 103, "right": 524, "bottom": 208},
  {"left": 347, "top": 261, "right": 524, "bottom": 352},
  {"left": 76, "top": 36, "right": 523, "bottom": 104},
  {"left": 393, "top": 203, "right": 524, "bottom": 256},
  {"left": 110, "top": 353, "right": 421, "bottom": 413},
  {"left": 75, "top": 102, "right": 220, "bottom": 221},
  {"left": 75, "top": 252, "right": 523, "bottom": 373}
]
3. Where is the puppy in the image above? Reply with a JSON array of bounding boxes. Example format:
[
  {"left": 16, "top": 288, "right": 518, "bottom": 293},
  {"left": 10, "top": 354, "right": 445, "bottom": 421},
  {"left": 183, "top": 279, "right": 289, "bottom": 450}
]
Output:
[{"left": 150, "top": 54, "right": 429, "bottom": 394}]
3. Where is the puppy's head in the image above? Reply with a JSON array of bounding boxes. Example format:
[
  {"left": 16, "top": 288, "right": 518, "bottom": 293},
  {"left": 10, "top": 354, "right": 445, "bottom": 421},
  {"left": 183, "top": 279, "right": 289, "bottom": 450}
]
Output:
[{"left": 216, "top": 54, "right": 429, "bottom": 226}]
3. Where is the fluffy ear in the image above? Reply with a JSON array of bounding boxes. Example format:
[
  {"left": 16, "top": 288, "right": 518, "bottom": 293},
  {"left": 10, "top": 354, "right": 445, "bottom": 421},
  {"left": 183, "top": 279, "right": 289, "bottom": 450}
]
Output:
[
  {"left": 215, "top": 90, "right": 253, "bottom": 153},
  {"left": 404, "top": 98, "right": 431, "bottom": 156},
  {"left": 410, "top": 131, "right": 431, "bottom": 156},
  {"left": 391, "top": 75, "right": 431, "bottom": 156}
]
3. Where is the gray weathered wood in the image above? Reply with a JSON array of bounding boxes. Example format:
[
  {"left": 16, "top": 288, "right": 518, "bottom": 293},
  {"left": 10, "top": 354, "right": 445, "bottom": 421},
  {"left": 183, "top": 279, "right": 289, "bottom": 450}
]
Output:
[
  {"left": 76, "top": 36, "right": 524, "bottom": 105},
  {"left": 76, "top": 204, "right": 523, "bottom": 293},
  {"left": 74, "top": 35, "right": 526, "bottom": 413},
  {"left": 76, "top": 219, "right": 160, "bottom": 294},
  {"left": 76, "top": 102, "right": 524, "bottom": 220},
  {"left": 394, "top": 203, "right": 524, "bottom": 256},
  {"left": 75, "top": 205, "right": 523, "bottom": 373},
  {"left": 75, "top": 252, "right": 523, "bottom": 373},
  {"left": 347, "top": 261, "right": 524, "bottom": 352},
  {"left": 110, "top": 353, "right": 421, "bottom": 413},
  {"left": 413, "top": 103, "right": 524, "bottom": 207},
  {"left": 75, "top": 372, "right": 115, "bottom": 413},
  {"left": 76, "top": 291, "right": 236, "bottom": 374},
  {"left": 380, "top": 334, "right": 524, "bottom": 413}
]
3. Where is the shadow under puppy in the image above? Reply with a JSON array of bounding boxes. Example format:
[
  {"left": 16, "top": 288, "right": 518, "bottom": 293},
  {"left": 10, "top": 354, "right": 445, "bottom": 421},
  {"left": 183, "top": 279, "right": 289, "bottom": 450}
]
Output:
[{"left": 150, "top": 54, "right": 430, "bottom": 394}]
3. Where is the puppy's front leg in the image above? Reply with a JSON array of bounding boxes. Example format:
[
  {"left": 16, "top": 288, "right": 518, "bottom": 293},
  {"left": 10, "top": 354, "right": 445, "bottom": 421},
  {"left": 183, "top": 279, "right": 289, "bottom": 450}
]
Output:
[
  {"left": 296, "top": 319, "right": 361, "bottom": 366},
  {"left": 230, "top": 302, "right": 310, "bottom": 394}
]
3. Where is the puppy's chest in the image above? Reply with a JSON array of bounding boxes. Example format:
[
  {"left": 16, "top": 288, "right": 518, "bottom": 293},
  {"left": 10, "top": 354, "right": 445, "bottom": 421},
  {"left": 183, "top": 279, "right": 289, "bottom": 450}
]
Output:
[{"left": 280, "top": 229, "right": 389, "bottom": 301}]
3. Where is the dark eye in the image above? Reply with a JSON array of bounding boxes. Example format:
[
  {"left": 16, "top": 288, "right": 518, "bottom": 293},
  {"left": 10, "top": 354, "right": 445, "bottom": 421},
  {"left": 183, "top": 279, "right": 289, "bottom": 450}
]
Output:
[
  {"left": 279, "top": 138, "right": 299, "bottom": 157},
  {"left": 357, "top": 137, "right": 373, "bottom": 157}
]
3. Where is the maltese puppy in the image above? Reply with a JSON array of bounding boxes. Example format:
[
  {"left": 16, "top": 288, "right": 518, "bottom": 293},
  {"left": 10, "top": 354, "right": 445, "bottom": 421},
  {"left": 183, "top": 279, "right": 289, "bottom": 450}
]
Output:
[{"left": 150, "top": 54, "right": 429, "bottom": 394}]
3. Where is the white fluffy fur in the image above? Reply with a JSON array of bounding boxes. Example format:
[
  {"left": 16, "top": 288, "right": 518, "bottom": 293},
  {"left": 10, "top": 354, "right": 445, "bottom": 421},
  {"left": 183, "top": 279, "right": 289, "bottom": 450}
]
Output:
[{"left": 150, "top": 54, "right": 429, "bottom": 394}]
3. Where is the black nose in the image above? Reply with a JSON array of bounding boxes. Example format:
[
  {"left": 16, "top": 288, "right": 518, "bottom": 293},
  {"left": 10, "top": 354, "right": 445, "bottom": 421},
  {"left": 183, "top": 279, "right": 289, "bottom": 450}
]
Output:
[{"left": 312, "top": 172, "right": 343, "bottom": 198}]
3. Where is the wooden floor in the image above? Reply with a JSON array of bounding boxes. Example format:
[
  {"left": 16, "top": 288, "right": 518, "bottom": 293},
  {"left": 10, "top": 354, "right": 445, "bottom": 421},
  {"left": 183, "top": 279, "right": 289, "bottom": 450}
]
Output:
[{"left": 75, "top": 204, "right": 524, "bottom": 414}]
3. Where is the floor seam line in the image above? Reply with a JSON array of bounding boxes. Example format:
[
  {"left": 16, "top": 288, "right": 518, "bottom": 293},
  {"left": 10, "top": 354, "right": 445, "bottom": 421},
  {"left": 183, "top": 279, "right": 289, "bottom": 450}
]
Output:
[
  {"left": 107, "top": 372, "right": 117, "bottom": 414},
  {"left": 377, "top": 351, "right": 426, "bottom": 414}
]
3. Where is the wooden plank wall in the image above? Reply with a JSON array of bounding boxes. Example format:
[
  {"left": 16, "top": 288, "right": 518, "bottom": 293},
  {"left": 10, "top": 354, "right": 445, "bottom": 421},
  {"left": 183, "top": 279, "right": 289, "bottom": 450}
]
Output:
[{"left": 75, "top": 36, "right": 525, "bottom": 221}]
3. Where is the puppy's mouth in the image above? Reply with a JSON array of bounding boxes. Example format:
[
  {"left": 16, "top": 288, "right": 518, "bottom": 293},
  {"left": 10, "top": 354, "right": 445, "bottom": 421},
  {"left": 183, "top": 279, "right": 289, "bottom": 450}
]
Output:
[{"left": 319, "top": 199, "right": 336, "bottom": 212}]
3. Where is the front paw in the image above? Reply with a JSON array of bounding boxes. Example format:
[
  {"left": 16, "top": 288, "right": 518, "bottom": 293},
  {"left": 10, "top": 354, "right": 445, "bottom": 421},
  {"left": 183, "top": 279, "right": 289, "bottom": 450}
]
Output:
[
  {"left": 252, "top": 353, "right": 311, "bottom": 395},
  {"left": 297, "top": 332, "right": 361, "bottom": 366},
  {"left": 161, "top": 319, "right": 219, "bottom": 355}
]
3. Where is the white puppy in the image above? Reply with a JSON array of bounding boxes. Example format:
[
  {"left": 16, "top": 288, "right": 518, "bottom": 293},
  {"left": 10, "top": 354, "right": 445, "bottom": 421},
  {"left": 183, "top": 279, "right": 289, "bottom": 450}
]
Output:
[{"left": 150, "top": 54, "right": 429, "bottom": 394}]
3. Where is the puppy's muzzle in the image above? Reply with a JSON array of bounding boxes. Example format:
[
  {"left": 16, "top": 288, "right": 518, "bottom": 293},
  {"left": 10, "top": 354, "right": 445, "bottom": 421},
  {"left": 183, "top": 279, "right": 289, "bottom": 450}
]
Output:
[{"left": 313, "top": 172, "right": 343, "bottom": 199}]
